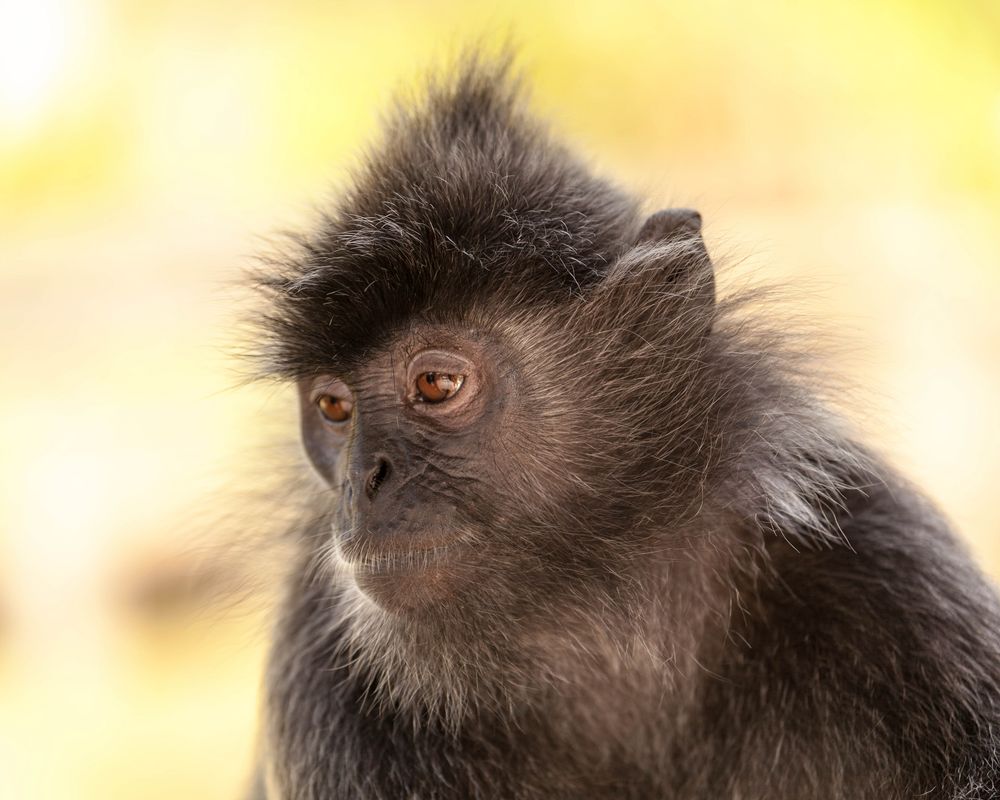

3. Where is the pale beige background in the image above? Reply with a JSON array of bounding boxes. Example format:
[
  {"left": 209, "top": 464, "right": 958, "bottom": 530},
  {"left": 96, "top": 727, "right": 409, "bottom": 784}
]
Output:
[{"left": 1, "top": 2, "right": 998, "bottom": 798}]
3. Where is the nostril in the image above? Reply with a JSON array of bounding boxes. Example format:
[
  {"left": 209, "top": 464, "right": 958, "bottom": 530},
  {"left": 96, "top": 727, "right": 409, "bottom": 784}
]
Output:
[{"left": 365, "top": 458, "right": 390, "bottom": 501}]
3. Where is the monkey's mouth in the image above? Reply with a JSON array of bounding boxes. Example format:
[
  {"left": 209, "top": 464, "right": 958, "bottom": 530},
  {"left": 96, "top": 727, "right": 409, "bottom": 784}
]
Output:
[
  {"left": 334, "top": 525, "right": 467, "bottom": 576},
  {"left": 337, "top": 537, "right": 469, "bottom": 611},
  {"left": 338, "top": 544, "right": 455, "bottom": 576}
]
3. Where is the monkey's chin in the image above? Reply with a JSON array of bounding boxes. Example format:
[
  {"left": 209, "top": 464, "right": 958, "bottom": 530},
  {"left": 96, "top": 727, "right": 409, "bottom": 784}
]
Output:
[{"left": 338, "top": 545, "right": 467, "bottom": 613}]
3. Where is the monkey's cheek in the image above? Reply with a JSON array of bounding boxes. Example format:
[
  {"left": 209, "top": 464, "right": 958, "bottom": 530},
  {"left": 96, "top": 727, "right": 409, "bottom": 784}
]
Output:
[{"left": 351, "top": 563, "right": 468, "bottom": 614}]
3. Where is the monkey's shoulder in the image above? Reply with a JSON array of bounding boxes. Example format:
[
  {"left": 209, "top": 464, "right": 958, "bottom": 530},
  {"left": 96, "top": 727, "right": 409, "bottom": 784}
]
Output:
[{"left": 709, "top": 480, "right": 1000, "bottom": 797}]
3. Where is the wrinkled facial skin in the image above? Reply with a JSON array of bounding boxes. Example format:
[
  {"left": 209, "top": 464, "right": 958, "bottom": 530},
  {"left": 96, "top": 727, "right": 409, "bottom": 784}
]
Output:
[{"left": 298, "top": 326, "right": 518, "bottom": 611}]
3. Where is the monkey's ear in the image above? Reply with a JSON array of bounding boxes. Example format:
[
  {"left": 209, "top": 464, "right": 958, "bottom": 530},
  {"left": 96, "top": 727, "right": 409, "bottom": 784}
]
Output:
[
  {"left": 586, "top": 207, "right": 715, "bottom": 340},
  {"left": 635, "top": 208, "right": 703, "bottom": 245},
  {"left": 587, "top": 209, "right": 716, "bottom": 346},
  {"left": 627, "top": 207, "right": 715, "bottom": 311}
]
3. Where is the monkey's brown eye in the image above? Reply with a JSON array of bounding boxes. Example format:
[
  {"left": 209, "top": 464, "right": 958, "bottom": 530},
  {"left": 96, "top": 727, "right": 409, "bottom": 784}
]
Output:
[
  {"left": 317, "top": 394, "right": 353, "bottom": 423},
  {"left": 415, "top": 372, "right": 465, "bottom": 403}
]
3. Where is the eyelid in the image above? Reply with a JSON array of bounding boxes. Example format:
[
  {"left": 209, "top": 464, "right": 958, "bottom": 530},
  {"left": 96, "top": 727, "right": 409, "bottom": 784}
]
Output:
[
  {"left": 407, "top": 349, "right": 473, "bottom": 372},
  {"left": 309, "top": 376, "right": 351, "bottom": 400}
]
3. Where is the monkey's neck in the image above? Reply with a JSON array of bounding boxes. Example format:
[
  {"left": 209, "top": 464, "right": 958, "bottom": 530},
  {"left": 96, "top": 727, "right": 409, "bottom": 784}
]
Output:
[{"left": 328, "top": 528, "right": 735, "bottom": 751}]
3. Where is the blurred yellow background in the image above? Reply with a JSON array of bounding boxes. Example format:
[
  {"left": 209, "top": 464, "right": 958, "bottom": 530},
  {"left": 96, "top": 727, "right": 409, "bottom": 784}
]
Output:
[{"left": 1, "top": 1, "right": 999, "bottom": 798}]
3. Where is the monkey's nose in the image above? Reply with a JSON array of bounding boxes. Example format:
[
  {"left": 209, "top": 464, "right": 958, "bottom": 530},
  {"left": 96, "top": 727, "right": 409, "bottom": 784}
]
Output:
[{"left": 364, "top": 457, "right": 391, "bottom": 501}]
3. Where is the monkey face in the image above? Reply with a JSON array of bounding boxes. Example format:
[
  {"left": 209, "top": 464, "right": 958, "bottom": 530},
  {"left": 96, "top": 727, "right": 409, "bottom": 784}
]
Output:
[
  {"left": 297, "top": 325, "right": 538, "bottom": 611},
  {"left": 290, "top": 227, "right": 719, "bottom": 616}
]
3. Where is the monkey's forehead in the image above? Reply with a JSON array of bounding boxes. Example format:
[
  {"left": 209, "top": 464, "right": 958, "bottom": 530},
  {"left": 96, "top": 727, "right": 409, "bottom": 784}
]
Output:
[{"left": 259, "top": 244, "right": 578, "bottom": 378}]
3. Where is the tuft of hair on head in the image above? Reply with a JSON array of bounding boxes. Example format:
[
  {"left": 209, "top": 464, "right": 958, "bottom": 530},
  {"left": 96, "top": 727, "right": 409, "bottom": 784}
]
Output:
[{"left": 247, "top": 50, "right": 641, "bottom": 382}]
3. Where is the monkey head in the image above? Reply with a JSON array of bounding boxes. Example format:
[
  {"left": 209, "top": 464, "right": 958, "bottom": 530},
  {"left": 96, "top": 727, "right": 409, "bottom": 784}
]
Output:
[{"left": 260, "top": 66, "right": 720, "bottom": 622}]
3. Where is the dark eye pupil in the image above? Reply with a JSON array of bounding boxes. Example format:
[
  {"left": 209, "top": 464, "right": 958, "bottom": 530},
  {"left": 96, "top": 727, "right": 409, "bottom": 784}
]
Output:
[{"left": 416, "top": 372, "right": 464, "bottom": 403}]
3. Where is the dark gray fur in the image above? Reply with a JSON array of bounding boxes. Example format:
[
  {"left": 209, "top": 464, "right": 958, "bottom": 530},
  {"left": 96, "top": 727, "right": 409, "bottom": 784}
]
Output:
[{"left": 248, "top": 56, "right": 1000, "bottom": 798}]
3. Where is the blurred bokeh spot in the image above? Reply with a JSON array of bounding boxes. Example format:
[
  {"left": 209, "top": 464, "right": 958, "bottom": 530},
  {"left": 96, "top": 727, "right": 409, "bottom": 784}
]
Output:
[{"left": 1, "top": 2, "right": 998, "bottom": 798}]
